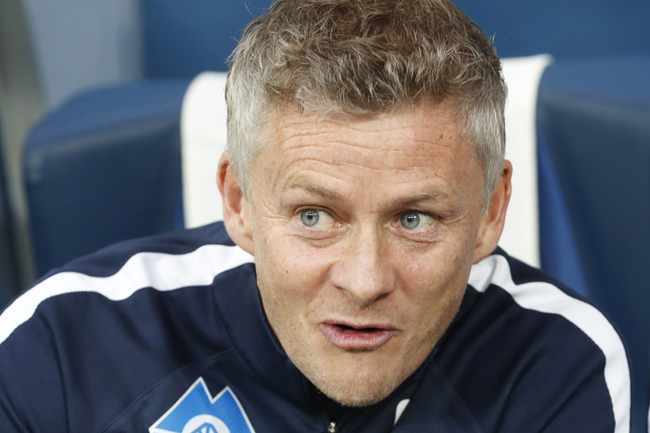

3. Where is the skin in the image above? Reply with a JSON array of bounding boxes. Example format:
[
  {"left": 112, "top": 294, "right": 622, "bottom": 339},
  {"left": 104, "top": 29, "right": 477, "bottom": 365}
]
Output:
[{"left": 218, "top": 102, "right": 512, "bottom": 407}]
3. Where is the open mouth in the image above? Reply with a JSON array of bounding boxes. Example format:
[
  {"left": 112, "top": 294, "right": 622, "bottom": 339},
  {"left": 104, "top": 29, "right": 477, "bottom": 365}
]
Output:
[
  {"left": 339, "top": 324, "right": 379, "bottom": 332},
  {"left": 319, "top": 322, "right": 396, "bottom": 350}
]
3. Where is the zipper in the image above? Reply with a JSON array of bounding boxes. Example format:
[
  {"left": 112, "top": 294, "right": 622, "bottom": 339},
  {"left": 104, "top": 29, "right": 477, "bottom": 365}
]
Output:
[{"left": 326, "top": 421, "right": 338, "bottom": 433}]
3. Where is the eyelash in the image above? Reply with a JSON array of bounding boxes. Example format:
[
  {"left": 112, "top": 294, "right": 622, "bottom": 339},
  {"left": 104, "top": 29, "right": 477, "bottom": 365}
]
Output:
[
  {"left": 395, "top": 210, "right": 437, "bottom": 232},
  {"left": 295, "top": 207, "right": 338, "bottom": 229},
  {"left": 294, "top": 206, "right": 437, "bottom": 234}
]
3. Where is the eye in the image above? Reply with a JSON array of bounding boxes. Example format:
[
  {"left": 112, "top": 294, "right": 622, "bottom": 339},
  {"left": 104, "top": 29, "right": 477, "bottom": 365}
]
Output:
[
  {"left": 299, "top": 208, "right": 335, "bottom": 228},
  {"left": 399, "top": 211, "right": 434, "bottom": 230},
  {"left": 300, "top": 209, "right": 320, "bottom": 227}
]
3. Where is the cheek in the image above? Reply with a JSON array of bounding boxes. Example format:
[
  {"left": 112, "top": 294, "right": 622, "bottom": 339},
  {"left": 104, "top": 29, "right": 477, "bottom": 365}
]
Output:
[
  {"left": 397, "top": 244, "right": 469, "bottom": 320},
  {"left": 402, "top": 265, "right": 466, "bottom": 352},
  {"left": 254, "top": 230, "right": 332, "bottom": 305},
  {"left": 399, "top": 241, "right": 464, "bottom": 286}
]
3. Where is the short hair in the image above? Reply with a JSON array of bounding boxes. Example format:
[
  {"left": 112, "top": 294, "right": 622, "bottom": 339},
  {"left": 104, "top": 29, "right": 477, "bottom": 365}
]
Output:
[{"left": 226, "top": 0, "right": 507, "bottom": 205}]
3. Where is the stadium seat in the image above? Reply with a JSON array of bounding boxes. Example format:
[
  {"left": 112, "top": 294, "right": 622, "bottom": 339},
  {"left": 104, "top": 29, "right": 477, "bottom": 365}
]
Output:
[
  {"left": 22, "top": 0, "right": 274, "bottom": 276},
  {"left": 23, "top": 80, "right": 190, "bottom": 276},
  {"left": 537, "top": 56, "right": 650, "bottom": 433}
]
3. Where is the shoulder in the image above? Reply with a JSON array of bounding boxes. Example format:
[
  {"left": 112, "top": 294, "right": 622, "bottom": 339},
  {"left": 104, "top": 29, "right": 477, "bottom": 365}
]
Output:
[
  {"left": 0, "top": 222, "right": 256, "bottom": 432},
  {"left": 49, "top": 221, "right": 238, "bottom": 277},
  {"left": 0, "top": 221, "right": 254, "bottom": 349},
  {"left": 433, "top": 249, "right": 630, "bottom": 433},
  {"left": 466, "top": 249, "right": 626, "bottom": 381}
]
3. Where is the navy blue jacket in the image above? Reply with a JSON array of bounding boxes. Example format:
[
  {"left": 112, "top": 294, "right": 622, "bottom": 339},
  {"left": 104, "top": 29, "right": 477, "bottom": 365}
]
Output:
[{"left": 0, "top": 222, "right": 630, "bottom": 432}]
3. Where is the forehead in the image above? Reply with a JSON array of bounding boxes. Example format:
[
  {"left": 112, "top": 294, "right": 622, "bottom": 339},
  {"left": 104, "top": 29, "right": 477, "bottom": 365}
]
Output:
[
  {"left": 249, "top": 102, "right": 484, "bottom": 208},
  {"left": 261, "top": 103, "right": 473, "bottom": 164},
  {"left": 281, "top": 102, "right": 463, "bottom": 146}
]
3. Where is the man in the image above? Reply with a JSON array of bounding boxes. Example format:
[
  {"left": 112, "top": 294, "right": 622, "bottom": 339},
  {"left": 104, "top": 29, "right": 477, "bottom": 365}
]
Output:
[{"left": 0, "top": 0, "right": 630, "bottom": 432}]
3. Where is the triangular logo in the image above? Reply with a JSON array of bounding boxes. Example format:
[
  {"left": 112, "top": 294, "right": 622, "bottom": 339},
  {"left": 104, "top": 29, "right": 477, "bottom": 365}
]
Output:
[{"left": 149, "top": 378, "right": 256, "bottom": 433}]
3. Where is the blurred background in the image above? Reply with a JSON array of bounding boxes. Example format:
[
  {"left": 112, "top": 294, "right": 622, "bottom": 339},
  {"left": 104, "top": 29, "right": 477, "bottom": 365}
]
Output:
[{"left": 0, "top": 0, "right": 649, "bottom": 431}]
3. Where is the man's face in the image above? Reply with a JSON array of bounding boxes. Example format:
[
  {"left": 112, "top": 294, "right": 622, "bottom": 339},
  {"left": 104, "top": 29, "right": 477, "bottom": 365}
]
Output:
[{"left": 223, "top": 103, "right": 499, "bottom": 406}]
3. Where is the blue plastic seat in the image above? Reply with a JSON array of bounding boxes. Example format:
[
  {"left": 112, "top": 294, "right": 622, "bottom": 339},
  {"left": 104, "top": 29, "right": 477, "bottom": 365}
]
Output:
[
  {"left": 537, "top": 56, "right": 650, "bottom": 433},
  {"left": 24, "top": 80, "right": 190, "bottom": 276},
  {"left": 22, "top": 0, "right": 275, "bottom": 276}
]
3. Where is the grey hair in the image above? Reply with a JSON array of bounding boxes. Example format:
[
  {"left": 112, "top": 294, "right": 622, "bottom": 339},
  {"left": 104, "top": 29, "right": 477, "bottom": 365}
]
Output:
[{"left": 226, "top": 0, "right": 507, "bottom": 205}]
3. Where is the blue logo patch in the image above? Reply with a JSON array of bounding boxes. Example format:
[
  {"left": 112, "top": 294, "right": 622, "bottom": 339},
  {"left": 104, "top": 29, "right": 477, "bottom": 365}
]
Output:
[{"left": 149, "top": 378, "right": 256, "bottom": 433}]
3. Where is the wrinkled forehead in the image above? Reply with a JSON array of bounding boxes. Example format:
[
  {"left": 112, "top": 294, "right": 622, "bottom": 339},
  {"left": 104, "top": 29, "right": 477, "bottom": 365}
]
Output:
[
  {"left": 248, "top": 102, "right": 483, "bottom": 200},
  {"left": 257, "top": 98, "right": 470, "bottom": 149},
  {"left": 253, "top": 101, "right": 475, "bottom": 168}
]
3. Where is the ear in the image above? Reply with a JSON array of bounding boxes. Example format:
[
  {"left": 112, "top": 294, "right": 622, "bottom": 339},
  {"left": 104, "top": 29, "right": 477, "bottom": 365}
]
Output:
[
  {"left": 473, "top": 160, "right": 513, "bottom": 263},
  {"left": 217, "top": 152, "right": 255, "bottom": 255}
]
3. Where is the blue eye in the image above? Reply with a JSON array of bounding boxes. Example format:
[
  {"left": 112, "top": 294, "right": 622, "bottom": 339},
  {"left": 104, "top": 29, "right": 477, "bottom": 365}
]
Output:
[
  {"left": 400, "top": 212, "right": 421, "bottom": 230},
  {"left": 300, "top": 209, "right": 321, "bottom": 227}
]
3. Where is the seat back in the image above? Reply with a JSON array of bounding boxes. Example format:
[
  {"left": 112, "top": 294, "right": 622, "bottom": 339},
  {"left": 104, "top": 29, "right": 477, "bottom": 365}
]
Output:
[
  {"left": 453, "top": 0, "right": 650, "bottom": 59},
  {"left": 142, "top": 0, "right": 275, "bottom": 78},
  {"left": 24, "top": 81, "right": 189, "bottom": 277},
  {"left": 538, "top": 56, "right": 650, "bottom": 433},
  {"left": 22, "top": 0, "right": 275, "bottom": 276}
]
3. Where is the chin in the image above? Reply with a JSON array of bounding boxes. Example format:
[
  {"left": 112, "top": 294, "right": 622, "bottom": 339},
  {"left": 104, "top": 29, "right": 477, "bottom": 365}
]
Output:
[
  {"left": 309, "top": 364, "right": 406, "bottom": 407},
  {"left": 330, "top": 389, "right": 394, "bottom": 408}
]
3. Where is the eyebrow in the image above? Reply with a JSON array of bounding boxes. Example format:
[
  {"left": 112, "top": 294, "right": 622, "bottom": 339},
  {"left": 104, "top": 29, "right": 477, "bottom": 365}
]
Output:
[
  {"left": 288, "top": 182, "right": 464, "bottom": 213},
  {"left": 289, "top": 183, "right": 348, "bottom": 204},
  {"left": 386, "top": 192, "right": 448, "bottom": 209},
  {"left": 386, "top": 191, "right": 465, "bottom": 215}
]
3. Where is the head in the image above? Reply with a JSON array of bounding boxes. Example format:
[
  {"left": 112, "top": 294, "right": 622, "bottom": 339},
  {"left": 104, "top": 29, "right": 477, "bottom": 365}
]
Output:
[
  {"left": 219, "top": 0, "right": 511, "bottom": 407},
  {"left": 226, "top": 0, "right": 507, "bottom": 205}
]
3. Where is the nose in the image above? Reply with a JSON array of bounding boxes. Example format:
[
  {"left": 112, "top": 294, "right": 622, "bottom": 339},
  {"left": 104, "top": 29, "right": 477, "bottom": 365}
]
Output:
[{"left": 329, "top": 226, "right": 396, "bottom": 306}]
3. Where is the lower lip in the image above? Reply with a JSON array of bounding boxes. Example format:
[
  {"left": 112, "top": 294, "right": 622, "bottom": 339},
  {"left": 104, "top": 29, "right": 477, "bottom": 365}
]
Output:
[{"left": 319, "top": 323, "right": 396, "bottom": 350}]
